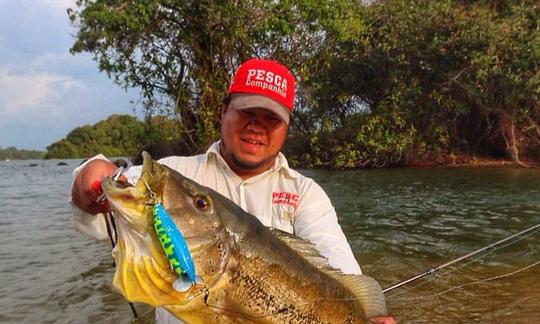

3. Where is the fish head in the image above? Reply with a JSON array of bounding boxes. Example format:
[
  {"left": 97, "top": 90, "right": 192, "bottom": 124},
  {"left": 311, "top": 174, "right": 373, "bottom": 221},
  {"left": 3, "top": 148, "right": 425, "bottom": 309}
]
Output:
[{"left": 101, "top": 152, "right": 229, "bottom": 308}]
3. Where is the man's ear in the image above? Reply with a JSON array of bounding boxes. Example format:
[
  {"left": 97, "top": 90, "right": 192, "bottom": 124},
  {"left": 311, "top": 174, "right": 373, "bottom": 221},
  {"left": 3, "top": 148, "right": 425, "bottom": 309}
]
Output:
[{"left": 220, "top": 104, "right": 229, "bottom": 123}]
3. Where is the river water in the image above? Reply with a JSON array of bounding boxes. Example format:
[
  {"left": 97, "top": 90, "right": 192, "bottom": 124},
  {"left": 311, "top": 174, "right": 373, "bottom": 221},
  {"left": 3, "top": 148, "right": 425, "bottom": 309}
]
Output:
[{"left": 0, "top": 159, "right": 538, "bottom": 323}]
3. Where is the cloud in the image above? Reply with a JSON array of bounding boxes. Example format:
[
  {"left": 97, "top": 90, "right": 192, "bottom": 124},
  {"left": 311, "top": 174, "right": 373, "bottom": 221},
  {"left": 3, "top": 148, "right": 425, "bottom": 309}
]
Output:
[
  {"left": 1, "top": 0, "right": 77, "bottom": 16},
  {"left": 42, "top": 0, "right": 77, "bottom": 11},
  {"left": 0, "top": 67, "right": 82, "bottom": 116},
  {"left": 0, "top": 60, "right": 137, "bottom": 150},
  {"left": 0, "top": 1, "right": 76, "bottom": 61},
  {"left": 0, "top": 50, "right": 137, "bottom": 151},
  {"left": 0, "top": 1, "right": 138, "bottom": 151}
]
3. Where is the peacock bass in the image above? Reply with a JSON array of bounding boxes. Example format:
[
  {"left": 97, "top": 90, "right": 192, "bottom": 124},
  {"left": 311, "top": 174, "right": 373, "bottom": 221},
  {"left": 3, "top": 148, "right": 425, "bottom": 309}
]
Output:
[{"left": 101, "top": 152, "right": 388, "bottom": 323}]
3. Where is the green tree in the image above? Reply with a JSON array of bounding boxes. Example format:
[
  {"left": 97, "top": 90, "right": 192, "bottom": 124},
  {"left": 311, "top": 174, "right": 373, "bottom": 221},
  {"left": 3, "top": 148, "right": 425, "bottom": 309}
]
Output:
[
  {"left": 68, "top": 0, "right": 539, "bottom": 168},
  {"left": 307, "top": 0, "right": 539, "bottom": 167},
  {"left": 67, "top": 0, "right": 362, "bottom": 150},
  {"left": 46, "top": 114, "right": 144, "bottom": 158},
  {"left": 0, "top": 147, "right": 45, "bottom": 160}
]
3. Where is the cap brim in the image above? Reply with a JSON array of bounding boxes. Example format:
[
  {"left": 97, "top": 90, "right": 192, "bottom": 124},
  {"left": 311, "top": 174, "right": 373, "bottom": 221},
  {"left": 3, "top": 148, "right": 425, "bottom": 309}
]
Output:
[{"left": 230, "top": 94, "right": 290, "bottom": 124}]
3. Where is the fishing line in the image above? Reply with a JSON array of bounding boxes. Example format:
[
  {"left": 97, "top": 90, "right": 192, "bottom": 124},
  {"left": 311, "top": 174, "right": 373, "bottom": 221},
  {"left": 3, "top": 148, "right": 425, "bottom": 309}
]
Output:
[
  {"left": 173, "top": 227, "right": 539, "bottom": 321},
  {"left": 292, "top": 229, "right": 539, "bottom": 316},
  {"left": 386, "top": 229, "right": 538, "bottom": 299},
  {"left": 131, "top": 308, "right": 155, "bottom": 323},
  {"left": 385, "top": 225, "right": 540, "bottom": 299},
  {"left": 103, "top": 210, "right": 139, "bottom": 318},
  {"left": 387, "top": 259, "right": 540, "bottom": 302},
  {"left": 104, "top": 213, "right": 116, "bottom": 266},
  {"left": 97, "top": 167, "right": 139, "bottom": 319}
]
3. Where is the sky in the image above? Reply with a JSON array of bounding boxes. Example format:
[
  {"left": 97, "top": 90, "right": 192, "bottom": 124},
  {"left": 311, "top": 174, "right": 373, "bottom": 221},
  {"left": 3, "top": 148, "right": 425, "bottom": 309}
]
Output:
[{"left": 0, "top": 0, "right": 139, "bottom": 151}]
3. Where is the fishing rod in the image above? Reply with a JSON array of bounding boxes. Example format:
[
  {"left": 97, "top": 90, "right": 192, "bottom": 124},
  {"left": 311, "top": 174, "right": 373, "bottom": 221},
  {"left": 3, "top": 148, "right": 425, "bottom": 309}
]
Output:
[{"left": 383, "top": 223, "right": 540, "bottom": 294}]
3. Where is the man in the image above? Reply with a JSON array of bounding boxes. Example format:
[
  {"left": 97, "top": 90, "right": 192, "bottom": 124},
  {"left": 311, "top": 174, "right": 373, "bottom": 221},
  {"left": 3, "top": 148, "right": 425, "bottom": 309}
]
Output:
[{"left": 71, "top": 58, "right": 395, "bottom": 324}]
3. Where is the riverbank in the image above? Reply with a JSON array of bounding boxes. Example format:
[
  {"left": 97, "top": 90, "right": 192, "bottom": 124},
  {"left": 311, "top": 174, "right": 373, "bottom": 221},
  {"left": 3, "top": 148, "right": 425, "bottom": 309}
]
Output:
[
  {"left": 32, "top": 139, "right": 540, "bottom": 169},
  {"left": 408, "top": 152, "right": 540, "bottom": 168}
]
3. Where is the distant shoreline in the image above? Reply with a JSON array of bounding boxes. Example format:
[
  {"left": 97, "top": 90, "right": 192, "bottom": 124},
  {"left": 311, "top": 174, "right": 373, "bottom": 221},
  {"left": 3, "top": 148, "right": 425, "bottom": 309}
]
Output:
[
  {"left": 6, "top": 154, "right": 536, "bottom": 169},
  {"left": 408, "top": 153, "right": 539, "bottom": 168}
]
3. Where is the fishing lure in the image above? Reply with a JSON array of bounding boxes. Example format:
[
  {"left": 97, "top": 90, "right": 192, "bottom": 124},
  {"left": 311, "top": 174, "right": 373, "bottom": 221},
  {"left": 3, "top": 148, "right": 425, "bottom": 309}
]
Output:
[{"left": 152, "top": 202, "right": 197, "bottom": 291}]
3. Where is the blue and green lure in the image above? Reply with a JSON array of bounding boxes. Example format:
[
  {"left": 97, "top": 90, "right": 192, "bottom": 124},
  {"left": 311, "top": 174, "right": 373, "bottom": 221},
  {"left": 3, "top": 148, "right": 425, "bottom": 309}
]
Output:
[{"left": 152, "top": 202, "right": 197, "bottom": 291}]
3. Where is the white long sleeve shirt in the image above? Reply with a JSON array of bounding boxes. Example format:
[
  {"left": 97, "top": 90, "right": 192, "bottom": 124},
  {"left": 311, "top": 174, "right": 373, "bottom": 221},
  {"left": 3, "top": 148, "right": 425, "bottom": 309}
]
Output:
[{"left": 72, "top": 141, "right": 361, "bottom": 323}]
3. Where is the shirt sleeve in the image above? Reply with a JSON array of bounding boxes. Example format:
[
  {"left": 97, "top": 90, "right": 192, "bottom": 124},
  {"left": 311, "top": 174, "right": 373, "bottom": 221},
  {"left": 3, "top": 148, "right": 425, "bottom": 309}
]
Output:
[
  {"left": 70, "top": 154, "right": 111, "bottom": 242},
  {"left": 293, "top": 180, "right": 362, "bottom": 275},
  {"left": 70, "top": 156, "right": 176, "bottom": 242},
  {"left": 71, "top": 206, "right": 111, "bottom": 242}
]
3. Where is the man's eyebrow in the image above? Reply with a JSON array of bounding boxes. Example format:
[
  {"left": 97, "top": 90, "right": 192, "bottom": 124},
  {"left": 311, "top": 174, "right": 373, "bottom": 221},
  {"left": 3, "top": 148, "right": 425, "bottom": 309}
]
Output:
[{"left": 266, "top": 112, "right": 280, "bottom": 118}]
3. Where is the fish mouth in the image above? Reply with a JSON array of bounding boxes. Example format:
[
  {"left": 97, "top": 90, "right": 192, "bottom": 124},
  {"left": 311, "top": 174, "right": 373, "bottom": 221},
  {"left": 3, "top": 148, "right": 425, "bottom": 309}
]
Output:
[
  {"left": 101, "top": 151, "right": 168, "bottom": 247},
  {"left": 101, "top": 151, "right": 159, "bottom": 203},
  {"left": 101, "top": 177, "right": 136, "bottom": 201},
  {"left": 101, "top": 152, "right": 208, "bottom": 308},
  {"left": 101, "top": 176, "right": 149, "bottom": 232}
]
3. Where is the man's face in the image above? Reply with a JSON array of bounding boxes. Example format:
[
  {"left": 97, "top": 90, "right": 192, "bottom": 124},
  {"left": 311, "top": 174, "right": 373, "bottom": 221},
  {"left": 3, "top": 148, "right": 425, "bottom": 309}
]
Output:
[{"left": 220, "top": 104, "right": 288, "bottom": 179}]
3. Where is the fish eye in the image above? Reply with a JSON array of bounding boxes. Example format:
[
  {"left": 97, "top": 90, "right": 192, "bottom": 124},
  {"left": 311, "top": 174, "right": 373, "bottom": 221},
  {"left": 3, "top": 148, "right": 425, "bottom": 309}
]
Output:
[{"left": 193, "top": 195, "right": 210, "bottom": 211}]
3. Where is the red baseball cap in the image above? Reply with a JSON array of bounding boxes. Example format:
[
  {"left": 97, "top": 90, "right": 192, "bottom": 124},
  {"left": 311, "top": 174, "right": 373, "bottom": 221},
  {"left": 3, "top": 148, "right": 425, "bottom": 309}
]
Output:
[{"left": 227, "top": 58, "right": 295, "bottom": 124}]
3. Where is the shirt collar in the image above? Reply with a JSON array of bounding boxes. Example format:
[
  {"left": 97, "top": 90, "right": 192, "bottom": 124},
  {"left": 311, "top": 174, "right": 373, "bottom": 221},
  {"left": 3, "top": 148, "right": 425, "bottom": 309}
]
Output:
[{"left": 204, "top": 141, "right": 297, "bottom": 180}]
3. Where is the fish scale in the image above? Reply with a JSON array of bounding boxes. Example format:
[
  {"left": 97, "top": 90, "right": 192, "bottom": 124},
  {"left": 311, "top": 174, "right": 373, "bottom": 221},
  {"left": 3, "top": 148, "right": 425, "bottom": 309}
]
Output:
[{"left": 101, "top": 152, "right": 387, "bottom": 323}]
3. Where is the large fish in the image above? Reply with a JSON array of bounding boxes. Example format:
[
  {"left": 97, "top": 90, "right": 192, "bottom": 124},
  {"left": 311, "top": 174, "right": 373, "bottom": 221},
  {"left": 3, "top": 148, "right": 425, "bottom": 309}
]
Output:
[{"left": 101, "top": 152, "right": 388, "bottom": 323}]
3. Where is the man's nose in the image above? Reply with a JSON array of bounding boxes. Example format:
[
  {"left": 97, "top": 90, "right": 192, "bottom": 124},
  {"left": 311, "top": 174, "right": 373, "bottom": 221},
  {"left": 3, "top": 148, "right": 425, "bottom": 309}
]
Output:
[{"left": 245, "top": 118, "right": 265, "bottom": 132}]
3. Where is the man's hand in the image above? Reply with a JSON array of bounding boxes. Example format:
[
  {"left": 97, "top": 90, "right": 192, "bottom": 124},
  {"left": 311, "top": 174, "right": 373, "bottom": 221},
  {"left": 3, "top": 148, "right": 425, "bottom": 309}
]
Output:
[
  {"left": 370, "top": 316, "right": 397, "bottom": 324},
  {"left": 71, "top": 159, "right": 122, "bottom": 215}
]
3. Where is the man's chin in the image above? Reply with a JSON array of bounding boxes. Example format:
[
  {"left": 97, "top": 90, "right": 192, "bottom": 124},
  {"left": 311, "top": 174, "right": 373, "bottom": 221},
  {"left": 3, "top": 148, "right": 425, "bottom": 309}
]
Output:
[
  {"left": 232, "top": 156, "right": 264, "bottom": 171},
  {"left": 231, "top": 152, "right": 279, "bottom": 173}
]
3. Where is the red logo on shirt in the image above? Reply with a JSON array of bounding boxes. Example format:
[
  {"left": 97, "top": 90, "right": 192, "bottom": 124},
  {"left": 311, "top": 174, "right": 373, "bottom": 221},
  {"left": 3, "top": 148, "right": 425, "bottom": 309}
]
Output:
[{"left": 272, "top": 192, "right": 299, "bottom": 208}]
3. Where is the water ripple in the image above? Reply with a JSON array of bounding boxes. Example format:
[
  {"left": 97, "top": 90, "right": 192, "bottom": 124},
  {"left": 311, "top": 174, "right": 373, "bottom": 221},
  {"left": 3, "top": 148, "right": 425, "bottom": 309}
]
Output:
[{"left": 1, "top": 161, "right": 539, "bottom": 322}]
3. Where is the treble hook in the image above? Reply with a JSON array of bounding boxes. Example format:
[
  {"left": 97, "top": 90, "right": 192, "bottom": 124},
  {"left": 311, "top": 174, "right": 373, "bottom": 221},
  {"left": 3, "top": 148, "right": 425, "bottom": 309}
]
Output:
[
  {"left": 140, "top": 176, "right": 157, "bottom": 202},
  {"left": 95, "top": 166, "right": 126, "bottom": 203},
  {"left": 203, "top": 287, "right": 210, "bottom": 305}
]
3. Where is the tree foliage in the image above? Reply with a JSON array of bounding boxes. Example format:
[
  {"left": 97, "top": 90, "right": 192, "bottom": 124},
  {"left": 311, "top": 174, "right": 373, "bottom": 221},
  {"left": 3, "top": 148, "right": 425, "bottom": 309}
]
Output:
[
  {"left": 0, "top": 147, "right": 45, "bottom": 160},
  {"left": 68, "top": 0, "right": 357, "bottom": 149},
  {"left": 306, "top": 0, "right": 539, "bottom": 167},
  {"left": 45, "top": 114, "right": 144, "bottom": 158},
  {"left": 68, "top": 0, "right": 539, "bottom": 168}
]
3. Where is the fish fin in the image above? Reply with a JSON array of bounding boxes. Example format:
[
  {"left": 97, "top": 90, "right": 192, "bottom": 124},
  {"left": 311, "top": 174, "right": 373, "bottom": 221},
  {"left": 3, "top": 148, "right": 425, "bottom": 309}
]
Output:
[
  {"left": 270, "top": 229, "right": 330, "bottom": 269},
  {"left": 327, "top": 273, "right": 388, "bottom": 318},
  {"left": 271, "top": 229, "right": 387, "bottom": 318},
  {"left": 172, "top": 276, "right": 193, "bottom": 292}
]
